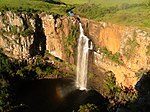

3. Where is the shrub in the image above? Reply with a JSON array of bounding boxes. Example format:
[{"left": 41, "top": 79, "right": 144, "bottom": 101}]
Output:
[
  {"left": 0, "top": 49, "right": 11, "bottom": 73},
  {"left": 143, "top": 0, "right": 150, "bottom": 6},
  {"left": 21, "top": 27, "right": 34, "bottom": 37},
  {"left": 100, "top": 47, "right": 124, "bottom": 65},
  {"left": 123, "top": 37, "right": 139, "bottom": 59},
  {"left": 35, "top": 66, "right": 42, "bottom": 77},
  {"left": 0, "top": 50, "right": 14, "bottom": 111},
  {"left": 64, "top": 25, "right": 78, "bottom": 57},
  {"left": 74, "top": 3, "right": 118, "bottom": 20},
  {"left": 78, "top": 103, "right": 99, "bottom": 112},
  {"left": 146, "top": 44, "right": 150, "bottom": 55},
  {"left": 10, "top": 25, "right": 18, "bottom": 34},
  {"left": 0, "top": 50, "right": 66, "bottom": 111},
  {"left": 104, "top": 71, "right": 120, "bottom": 94},
  {"left": 104, "top": 71, "right": 138, "bottom": 111}
]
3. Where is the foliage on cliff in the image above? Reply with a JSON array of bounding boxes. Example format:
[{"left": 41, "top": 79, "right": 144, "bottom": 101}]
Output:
[
  {"left": 104, "top": 71, "right": 138, "bottom": 111},
  {"left": 100, "top": 47, "right": 124, "bottom": 65},
  {"left": 0, "top": 49, "right": 69, "bottom": 111},
  {"left": 64, "top": 25, "right": 78, "bottom": 58},
  {"left": 146, "top": 44, "right": 150, "bottom": 55},
  {"left": 77, "top": 103, "right": 99, "bottom": 112},
  {"left": 123, "top": 37, "right": 140, "bottom": 59}
]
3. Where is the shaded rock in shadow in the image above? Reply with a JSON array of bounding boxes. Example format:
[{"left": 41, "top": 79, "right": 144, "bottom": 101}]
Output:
[
  {"left": 12, "top": 79, "right": 75, "bottom": 112},
  {"left": 11, "top": 79, "right": 108, "bottom": 112},
  {"left": 57, "top": 89, "right": 108, "bottom": 112},
  {"left": 29, "top": 14, "right": 46, "bottom": 57},
  {"left": 118, "top": 71, "right": 150, "bottom": 112},
  {"left": 134, "top": 71, "right": 150, "bottom": 112}
]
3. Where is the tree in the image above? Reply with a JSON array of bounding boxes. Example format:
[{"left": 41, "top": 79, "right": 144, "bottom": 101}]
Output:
[{"left": 78, "top": 103, "right": 99, "bottom": 112}]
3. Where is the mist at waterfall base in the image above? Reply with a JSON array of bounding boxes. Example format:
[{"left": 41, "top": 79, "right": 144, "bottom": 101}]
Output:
[{"left": 12, "top": 24, "right": 108, "bottom": 112}]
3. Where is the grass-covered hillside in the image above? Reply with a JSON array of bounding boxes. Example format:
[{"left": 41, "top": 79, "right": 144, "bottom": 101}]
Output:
[
  {"left": 61, "top": 0, "right": 150, "bottom": 28},
  {"left": 0, "top": 0, "right": 150, "bottom": 27},
  {"left": 62, "top": 0, "right": 143, "bottom": 6},
  {"left": 69, "top": 0, "right": 150, "bottom": 28},
  {"left": 0, "top": 0, "right": 73, "bottom": 15}
]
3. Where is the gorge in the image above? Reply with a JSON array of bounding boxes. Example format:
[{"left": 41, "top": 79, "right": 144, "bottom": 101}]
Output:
[
  {"left": 0, "top": 11, "right": 150, "bottom": 112},
  {"left": 0, "top": 11, "right": 149, "bottom": 88}
]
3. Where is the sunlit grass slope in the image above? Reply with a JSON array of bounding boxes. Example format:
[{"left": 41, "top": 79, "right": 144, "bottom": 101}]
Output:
[
  {"left": 61, "top": 0, "right": 143, "bottom": 6},
  {"left": 0, "top": 0, "right": 72, "bottom": 15},
  {"left": 101, "top": 6, "right": 150, "bottom": 27},
  {"left": 0, "top": 0, "right": 150, "bottom": 27},
  {"left": 61, "top": 0, "right": 150, "bottom": 28},
  {"left": 66, "top": 0, "right": 150, "bottom": 28}
]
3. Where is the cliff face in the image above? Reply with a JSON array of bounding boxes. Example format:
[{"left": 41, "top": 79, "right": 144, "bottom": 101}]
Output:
[
  {"left": 40, "top": 14, "right": 78, "bottom": 63},
  {"left": 81, "top": 18, "right": 150, "bottom": 88},
  {"left": 0, "top": 11, "right": 149, "bottom": 88},
  {"left": 0, "top": 12, "right": 34, "bottom": 59},
  {"left": 0, "top": 11, "right": 78, "bottom": 63}
]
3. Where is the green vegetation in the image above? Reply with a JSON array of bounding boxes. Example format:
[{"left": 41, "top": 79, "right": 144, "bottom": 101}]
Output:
[
  {"left": 6, "top": 25, "right": 34, "bottom": 36},
  {"left": 100, "top": 47, "right": 124, "bottom": 65},
  {"left": 143, "top": 0, "right": 150, "bottom": 6},
  {"left": 0, "top": 0, "right": 150, "bottom": 27},
  {"left": 0, "top": 49, "right": 11, "bottom": 73},
  {"left": 104, "top": 71, "right": 120, "bottom": 94},
  {"left": 62, "top": 0, "right": 143, "bottom": 6},
  {"left": 0, "top": 49, "right": 69, "bottom": 111},
  {"left": 77, "top": 103, "right": 99, "bottom": 112},
  {"left": 74, "top": 4, "right": 114, "bottom": 20},
  {"left": 64, "top": 25, "right": 78, "bottom": 57},
  {"left": 0, "top": 50, "right": 13, "bottom": 111},
  {"left": 123, "top": 37, "right": 139, "bottom": 59},
  {"left": 146, "top": 44, "right": 150, "bottom": 55},
  {"left": 10, "top": 25, "right": 18, "bottom": 35},
  {"left": 104, "top": 71, "right": 138, "bottom": 111},
  {"left": 15, "top": 55, "right": 62, "bottom": 79},
  {"left": 71, "top": 0, "right": 150, "bottom": 28},
  {"left": 0, "top": 0, "right": 150, "bottom": 111},
  {"left": 101, "top": 5, "right": 150, "bottom": 27},
  {"left": 21, "top": 27, "right": 34, "bottom": 37},
  {"left": 0, "top": 0, "right": 73, "bottom": 15}
]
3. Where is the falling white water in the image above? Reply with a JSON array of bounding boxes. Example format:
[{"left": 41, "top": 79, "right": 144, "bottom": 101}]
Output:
[{"left": 76, "top": 23, "right": 90, "bottom": 90}]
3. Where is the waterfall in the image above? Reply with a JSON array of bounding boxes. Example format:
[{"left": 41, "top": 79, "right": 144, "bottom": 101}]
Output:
[{"left": 76, "top": 23, "right": 90, "bottom": 90}]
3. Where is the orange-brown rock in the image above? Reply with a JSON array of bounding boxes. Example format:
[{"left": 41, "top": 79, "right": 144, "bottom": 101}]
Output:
[
  {"left": 0, "top": 11, "right": 150, "bottom": 89},
  {"left": 99, "top": 26, "right": 122, "bottom": 54},
  {"left": 0, "top": 12, "right": 77, "bottom": 62},
  {"left": 88, "top": 20, "right": 150, "bottom": 88}
]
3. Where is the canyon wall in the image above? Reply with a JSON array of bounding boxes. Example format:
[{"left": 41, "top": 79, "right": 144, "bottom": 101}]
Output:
[
  {"left": 0, "top": 11, "right": 78, "bottom": 63},
  {"left": 81, "top": 18, "right": 150, "bottom": 88},
  {"left": 0, "top": 11, "right": 150, "bottom": 88}
]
